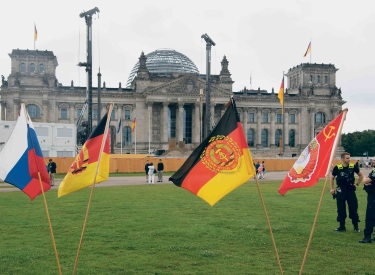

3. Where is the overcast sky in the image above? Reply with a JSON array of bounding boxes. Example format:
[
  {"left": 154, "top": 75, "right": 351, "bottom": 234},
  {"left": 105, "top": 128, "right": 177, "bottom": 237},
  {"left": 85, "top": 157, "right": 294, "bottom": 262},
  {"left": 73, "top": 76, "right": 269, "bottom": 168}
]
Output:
[{"left": 1, "top": 0, "right": 374, "bottom": 133}]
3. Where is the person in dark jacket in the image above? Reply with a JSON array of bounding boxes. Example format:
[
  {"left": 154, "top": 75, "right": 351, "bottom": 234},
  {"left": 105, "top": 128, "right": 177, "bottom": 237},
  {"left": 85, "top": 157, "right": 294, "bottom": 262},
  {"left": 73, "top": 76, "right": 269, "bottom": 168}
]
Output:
[
  {"left": 48, "top": 159, "right": 57, "bottom": 186},
  {"left": 145, "top": 160, "right": 150, "bottom": 182},
  {"left": 157, "top": 159, "right": 164, "bottom": 182}
]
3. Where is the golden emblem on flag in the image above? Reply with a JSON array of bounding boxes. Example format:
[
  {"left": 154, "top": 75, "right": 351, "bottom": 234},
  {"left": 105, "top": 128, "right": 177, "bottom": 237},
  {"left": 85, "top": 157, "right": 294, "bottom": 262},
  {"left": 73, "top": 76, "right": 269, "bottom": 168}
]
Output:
[
  {"left": 201, "top": 135, "right": 241, "bottom": 173},
  {"left": 323, "top": 126, "right": 336, "bottom": 141},
  {"left": 288, "top": 139, "right": 319, "bottom": 182},
  {"left": 71, "top": 144, "right": 89, "bottom": 175}
]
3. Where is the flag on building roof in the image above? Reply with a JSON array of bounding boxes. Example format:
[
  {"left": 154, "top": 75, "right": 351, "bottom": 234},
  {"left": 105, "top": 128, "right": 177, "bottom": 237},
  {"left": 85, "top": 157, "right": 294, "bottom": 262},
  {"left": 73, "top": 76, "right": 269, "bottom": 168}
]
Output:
[
  {"left": 278, "top": 109, "right": 347, "bottom": 195},
  {"left": 303, "top": 42, "right": 311, "bottom": 57},
  {"left": 278, "top": 76, "right": 284, "bottom": 109},
  {"left": 117, "top": 118, "right": 122, "bottom": 134},
  {"left": 0, "top": 103, "right": 50, "bottom": 200},
  {"left": 58, "top": 108, "right": 111, "bottom": 197},
  {"left": 34, "top": 24, "right": 38, "bottom": 41},
  {"left": 131, "top": 117, "right": 136, "bottom": 133},
  {"left": 169, "top": 97, "right": 256, "bottom": 206}
]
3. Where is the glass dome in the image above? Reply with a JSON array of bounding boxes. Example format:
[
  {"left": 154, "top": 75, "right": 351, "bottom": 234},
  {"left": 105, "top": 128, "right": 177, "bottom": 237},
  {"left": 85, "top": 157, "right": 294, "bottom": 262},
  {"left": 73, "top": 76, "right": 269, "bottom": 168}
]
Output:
[{"left": 126, "top": 49, "right": 199, "bottom": 87}]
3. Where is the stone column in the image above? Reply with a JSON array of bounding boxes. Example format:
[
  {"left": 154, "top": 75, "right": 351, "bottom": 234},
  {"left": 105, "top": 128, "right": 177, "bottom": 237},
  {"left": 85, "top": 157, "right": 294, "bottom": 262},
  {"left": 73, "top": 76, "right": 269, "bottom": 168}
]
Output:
[
  {"left": 162, "top": 102, "right": 169, "bottom": 146},
  {"left": 310, "top": 108, "right": 315, "bottom": 140},
  {"left": 69, "top": 102, "right": 75, "bottom": 124},
  {"left": 193, "top": 102, "right": 200, "bottom": 144},
  {"left": 147, "top": 101, "right": 153, "bottom": 153},
  {"left": 116, "top": 105, "right": 122, "bottom": 143},
  {"left": 210, "top": 104, "right": 215, "bottom": 129},
  {"left": 284, "top": 109, "right": 289, "bottom": 148},
  {"left": 256, "top": 108, "right": 262, "bottom": 147},
  {"left": 42, "top": 99, "right": 48, "bottom": 122},
  {"left": 177, "top": 102, "right": 184, "bottom": 143},
  {"left": 13, "top": 98, "right": 20, "bottom": 121},
  {"left": 243, "top": 108, "right": 248, "bottom": 142},
  {"left": 270, "top": 109, "right": 276, "bottom": 147}
]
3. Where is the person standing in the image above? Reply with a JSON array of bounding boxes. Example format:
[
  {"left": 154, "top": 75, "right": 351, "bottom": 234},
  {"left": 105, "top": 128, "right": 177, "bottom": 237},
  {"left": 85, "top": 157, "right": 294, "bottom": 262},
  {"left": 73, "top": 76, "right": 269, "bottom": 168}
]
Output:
[
  {"left": 359, "top": 158, "right": 375, "bottom": 243},
  {"left": 255, "top": 161, "right": 260, "bottom": 177},
  {"left": 48, "top": 159, "right": 57, "bottom": 186},
  {"left": 145, "top": 160, "right": 150, "bottom": 182},
  {"left": 330, "top": 152, "right": 363, "bottom": 232},
  {"left": 148, "top": 162, "right": 155, "bottom": 184},
  {"left": 157, "top": 159, "right": 164, "bottom": 182},
  {"left": 257, "top": 164, "right": 264, "bottom": 179}
]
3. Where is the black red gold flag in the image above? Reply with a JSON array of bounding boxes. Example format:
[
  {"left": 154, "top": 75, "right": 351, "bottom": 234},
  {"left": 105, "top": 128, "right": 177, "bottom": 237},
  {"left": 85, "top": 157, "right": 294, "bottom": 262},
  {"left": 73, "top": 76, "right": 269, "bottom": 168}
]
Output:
[{"left": 169, "top": 98, "right": 255, "bottom": 206}]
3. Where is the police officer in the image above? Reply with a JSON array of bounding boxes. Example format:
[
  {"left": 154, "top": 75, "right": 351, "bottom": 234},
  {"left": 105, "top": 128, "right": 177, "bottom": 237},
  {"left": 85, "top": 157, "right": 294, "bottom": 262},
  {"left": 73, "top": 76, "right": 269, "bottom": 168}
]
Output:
[
  {"left": 359, "top": 158, "right": 375, "bottom": 243},
  {"left": 330, "top": 152, "right": 363, "bottom": 232}
]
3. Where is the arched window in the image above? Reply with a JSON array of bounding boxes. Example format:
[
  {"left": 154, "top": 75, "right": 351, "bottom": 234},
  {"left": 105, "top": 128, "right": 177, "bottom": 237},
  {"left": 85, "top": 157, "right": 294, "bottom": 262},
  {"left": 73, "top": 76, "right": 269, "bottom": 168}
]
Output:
[
  {"left": 247, "top": 129, "right": 255, "bottom": 147},
  {"left": 275, "top": 129, "right": 282, "bottom": 147},
  {"left": 324, "top": 76, "right": 328, "bottom": 84},
  {"left": 289, "top": 129, "right": 295, "bottom": 147},
  {"left": 110, "top": 126, "right": 116, "bottom": 148},
  {"left": 26, "top": 104, "right": 40, "bottom": 118},
  {"left": 261, "top": 129, "right": 268, "bottom": 147},
  {"left": 39, "top": 63, "right": 45, "bottom": 73},
  {"left": 317, "top": 75, "right": 320, "bottom": 83},
  {"left": 309, "top": 75, "right": 313, "bottom": 82},
  {"left": 314, "top": 112, "right": 326, "bottom": 123},
  {"left": 123, "top": 126, "right": 131, "bottom": 146},
  {"left": 30, "top": 63, "right": 35, "bottom": 73},
  {"left": 20, "top": 63, "right": 26, "bottom": 72}
]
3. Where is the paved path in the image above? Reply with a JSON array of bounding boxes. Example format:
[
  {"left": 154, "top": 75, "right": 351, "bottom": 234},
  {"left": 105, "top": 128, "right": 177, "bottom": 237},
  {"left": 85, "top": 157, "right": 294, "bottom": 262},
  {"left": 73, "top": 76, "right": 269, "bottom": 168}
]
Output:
[{"left": 0, "top": 171, "right": 289, "bottom": 193}]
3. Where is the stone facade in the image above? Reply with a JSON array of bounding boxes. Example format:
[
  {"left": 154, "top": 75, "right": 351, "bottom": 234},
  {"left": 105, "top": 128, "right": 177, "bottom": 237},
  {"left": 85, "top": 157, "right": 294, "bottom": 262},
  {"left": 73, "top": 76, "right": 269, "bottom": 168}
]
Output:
[{"left": 0, "top": 49, "right": 345, "bottom": 156}]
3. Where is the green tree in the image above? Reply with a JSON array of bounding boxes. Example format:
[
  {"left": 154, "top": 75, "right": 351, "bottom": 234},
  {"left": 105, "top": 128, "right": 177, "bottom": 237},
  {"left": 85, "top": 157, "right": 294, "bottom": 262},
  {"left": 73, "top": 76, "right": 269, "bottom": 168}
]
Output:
[{"left": 342, "top": 130, "right": 375, "bottom": 157}]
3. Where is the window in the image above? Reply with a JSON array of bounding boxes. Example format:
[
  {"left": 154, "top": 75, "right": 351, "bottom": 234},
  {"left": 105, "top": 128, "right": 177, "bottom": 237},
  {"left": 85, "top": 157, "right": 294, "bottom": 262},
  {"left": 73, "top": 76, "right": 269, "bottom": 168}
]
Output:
[
  {"left": 261, "top": 129, "right": 268, "bottom": 147},
  {"left": 57, "top": 151, "right": 73, "bottom": 157},
  {"left": 125, "top": 110, "right": 131, "bottom": 120},
  {"left": 42, "top": 151, "right": 49, "bottom": 157},
  {"left": 110, "top": 126, "right": 116, "bottom": 147},
  {"left": 93, "top": 109, "right": 98, "bottom": 120},
  {"left": 111, "top": 109, "right": 115, "bottom": 120},
  {"left": 61, "top": 108, "right": 68, "bottom": 119},
  {"left": 123, "top": 126, "right": 131, "bottom": 146},
  {"left": 309, "top": 75, "right": 313, "bottom": 82},
  {"left": 34, "top": 127, "right": 48, "bottom": 136},
  {"left": 314, "top": 112, "right": 326, "bottom": 123},
  {"left": 57, "top": 128, "right": 73, "bottom": 138},
  {"left": 275, "top": 129, "right": 282, "bottom": 147},
  {"left": 168, "top": 107, "right": 176, "bottom": 138},
  {"left": 290, "top": 113, "right": 296, "bottom": 124},
  {"left": 183, "top": 106, "right": 192, "bottom": 144},
  {"left": 317, "top": 75, "right": 320, "bottom": 83},
  {"left": 289, "top": 129, "right": 295, "bottom": 147},
  {"left": 324, "top": 76, "right": 328, "bottom": 84},
  {"left": 39, "top": 63, "right": 44, "bottom": 73},
  {"left": 262, "top": 113, "right": 268, "bottom": 123},
  {"left": 247, "top": 129, "right": 255, "bottom": 147},
  {"left": 20, "top": 63, "right": 26, "bottom": 72},
  {"left": 276, "top": 114, "right": 282, "bottom": 123},
  {"left": 249, "top": 113, "right": 255, "bottom": 122},
  {"left": 30, "top": 63, "right": 35, "bottom": 73},
  {"left": 27, "top": 104, "right": 40, "bottom": 118},
  {"left": 77, "top": 108, "right": 82, "bottom": 118}
]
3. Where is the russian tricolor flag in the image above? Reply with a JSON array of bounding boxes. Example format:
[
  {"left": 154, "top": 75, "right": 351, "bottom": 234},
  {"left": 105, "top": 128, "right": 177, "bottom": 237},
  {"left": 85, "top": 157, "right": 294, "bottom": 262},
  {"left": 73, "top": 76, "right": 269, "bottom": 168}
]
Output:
[{"left": 0, "top": 103, "right": 50, "bottom": 200}]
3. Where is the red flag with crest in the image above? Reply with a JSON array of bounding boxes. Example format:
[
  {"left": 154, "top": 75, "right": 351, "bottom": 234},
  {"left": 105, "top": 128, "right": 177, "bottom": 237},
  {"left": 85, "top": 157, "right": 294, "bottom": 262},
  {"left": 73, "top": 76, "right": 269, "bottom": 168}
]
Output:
[{"left": 278, "top": 109, "right": 347, "bottom": 195}]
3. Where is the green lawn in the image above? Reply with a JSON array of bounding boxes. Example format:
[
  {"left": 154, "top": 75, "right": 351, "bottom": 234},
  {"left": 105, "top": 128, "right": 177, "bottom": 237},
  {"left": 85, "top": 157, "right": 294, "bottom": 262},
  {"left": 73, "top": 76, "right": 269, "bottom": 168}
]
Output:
[{"left": 0, "top": 180, "right": 374, "bottom": 275}]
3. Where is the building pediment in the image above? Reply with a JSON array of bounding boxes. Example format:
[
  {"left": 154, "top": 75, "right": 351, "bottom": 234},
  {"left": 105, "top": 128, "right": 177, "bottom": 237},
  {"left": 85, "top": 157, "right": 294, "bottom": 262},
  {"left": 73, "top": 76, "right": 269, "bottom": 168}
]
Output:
[{"left": 143, "top": 75, "right": 232, "bottom": 97}]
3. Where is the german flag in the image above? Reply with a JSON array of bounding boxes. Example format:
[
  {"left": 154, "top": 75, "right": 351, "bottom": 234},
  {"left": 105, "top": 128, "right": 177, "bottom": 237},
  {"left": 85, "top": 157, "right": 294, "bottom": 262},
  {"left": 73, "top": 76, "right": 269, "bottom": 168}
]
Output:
[
  {"left": 303, "top": 42, "right": 311, "bottom": 57},
  {"left": 169, "top": 98, "right": 255, "bottom": 206},
  {"left": 58, "top": 112, "right": 110, "bottom": 197},
  {"left": 131, "top": 117, "right": 136, "bottom": 133}
]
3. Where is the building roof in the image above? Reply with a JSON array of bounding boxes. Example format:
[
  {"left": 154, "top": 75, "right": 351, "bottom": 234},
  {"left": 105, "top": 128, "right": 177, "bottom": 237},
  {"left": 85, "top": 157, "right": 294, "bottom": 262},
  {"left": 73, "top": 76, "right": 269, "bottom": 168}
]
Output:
[
  {"left": 9, "top": 49, "right": 56, "bottom": 57},
  {"left": 126, "top": 49, "right": 199, "bottom": 87}
]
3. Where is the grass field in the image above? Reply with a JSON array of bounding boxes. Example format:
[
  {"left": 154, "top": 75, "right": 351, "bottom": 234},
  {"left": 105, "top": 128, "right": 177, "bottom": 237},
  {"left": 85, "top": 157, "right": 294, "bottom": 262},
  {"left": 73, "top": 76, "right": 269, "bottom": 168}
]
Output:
[{"left": 0, "top": 180, "right": 374, "bottom": 275}]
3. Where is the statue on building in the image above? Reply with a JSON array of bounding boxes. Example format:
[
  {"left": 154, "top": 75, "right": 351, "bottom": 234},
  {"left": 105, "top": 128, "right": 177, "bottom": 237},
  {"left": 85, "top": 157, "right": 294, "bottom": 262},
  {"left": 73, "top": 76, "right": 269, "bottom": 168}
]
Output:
[
  {"left": 14, "top": 77, "right": 20, "bottom": 86},
  {"left": 54, "top": 79, "right": 58, "bottom": 87},
  {"left": 337, "top": 87, "right": 342, "bottom": 98},
  {"left": 71, "top": 80, "right": 74, "bottom": 87},
  {"left": 103, "top": 81, "right": 106, "bottom": 89},
  {"left": 43, "top": 74, "right": 49, "bottom": 86},
  {"left": 298, "top": 85, "right": 302, "bottom": 95},
  {"left": 309, "top": 85, "right": 314, "bottom": 95},
  {"left": 119, "top": 82, "right": 122, "bottom": 89},
  {"left": 1, "top": 75, "right": 8, "bottom": 87}
]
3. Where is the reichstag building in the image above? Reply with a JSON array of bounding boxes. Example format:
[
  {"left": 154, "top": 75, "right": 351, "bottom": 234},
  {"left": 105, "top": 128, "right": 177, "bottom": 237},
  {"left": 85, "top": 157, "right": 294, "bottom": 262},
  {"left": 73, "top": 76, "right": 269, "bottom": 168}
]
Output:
[{"left": 0, "top": 48, "right": 345, "bottom": 156}]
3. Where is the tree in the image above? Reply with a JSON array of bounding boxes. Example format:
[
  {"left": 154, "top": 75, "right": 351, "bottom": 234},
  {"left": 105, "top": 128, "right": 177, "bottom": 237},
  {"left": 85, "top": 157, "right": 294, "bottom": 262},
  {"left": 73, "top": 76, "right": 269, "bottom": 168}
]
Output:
[{"left": 341, "top": 130, "right": 375, "bottom": 157}]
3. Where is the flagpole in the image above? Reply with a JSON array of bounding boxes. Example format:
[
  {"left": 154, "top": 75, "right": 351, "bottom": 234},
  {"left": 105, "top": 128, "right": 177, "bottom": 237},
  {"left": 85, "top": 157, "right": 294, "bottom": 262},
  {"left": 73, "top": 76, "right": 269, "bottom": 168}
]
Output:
[
  {"left": 34, "top": 23, "right": 35, "bottom": 51},
  {"left": 24, "top": 104, "right": 62, "bottom": 275},
  {"left": 254, "top": 175, "right": 284, "bottom": 275},
  {"left": 135, "top": 122, "right": 137, "bottom": 154},
  {"left": 73, "top": 103, "right": 113, "bottom": 275},
  {"left": 282, "top": 71, "right": 285, "bottom": 157},
  {"left": 299, "top": 109, "right": 348, "bottom": 275},
  {"left": 148, "top": 109, "right": 151, "bottom": 154},
  {"left": 310, "top": 39, "right": 312, "bottom": 64},
  {"left": 120, "top": 124, "right": 123, "bottom": 154}
]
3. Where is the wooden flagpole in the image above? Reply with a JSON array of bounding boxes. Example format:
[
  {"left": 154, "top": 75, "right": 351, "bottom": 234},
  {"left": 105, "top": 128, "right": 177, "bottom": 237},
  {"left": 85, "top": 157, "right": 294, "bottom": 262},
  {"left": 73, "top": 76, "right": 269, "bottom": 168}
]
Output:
[
  {"left": 299, "top": 109, "right": 348, "bottom": 275},
  {"left": 23, "top": 104, "right": 62, "bottom": 275},
  {"left": 72, "top": 103, "right": 114, "bottom": 275},
  {"left": 254, "top": 175, "right": 284, "bottom": 275}
]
